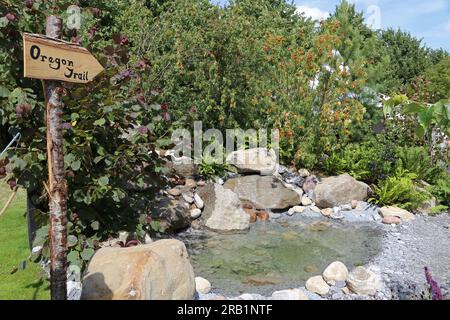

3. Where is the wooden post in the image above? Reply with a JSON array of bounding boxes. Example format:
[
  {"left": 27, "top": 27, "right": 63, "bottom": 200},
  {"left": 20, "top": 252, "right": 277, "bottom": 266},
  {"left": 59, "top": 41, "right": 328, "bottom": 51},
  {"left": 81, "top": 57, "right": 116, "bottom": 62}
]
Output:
[{"left": 44, "top": 15, "right": 68, "bottom": 300}]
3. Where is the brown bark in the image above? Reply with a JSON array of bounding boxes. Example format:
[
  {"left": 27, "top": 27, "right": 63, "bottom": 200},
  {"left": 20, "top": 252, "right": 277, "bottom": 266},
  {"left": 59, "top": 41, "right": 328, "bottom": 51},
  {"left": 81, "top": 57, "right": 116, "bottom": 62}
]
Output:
[{"left": 45, "top": 15, "right": 68, "bottom": 300}]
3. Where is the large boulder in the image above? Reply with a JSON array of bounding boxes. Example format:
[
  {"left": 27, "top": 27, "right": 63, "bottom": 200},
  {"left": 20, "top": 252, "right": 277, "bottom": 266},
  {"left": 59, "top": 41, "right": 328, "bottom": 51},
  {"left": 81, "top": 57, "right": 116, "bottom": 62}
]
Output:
[
  {"left": 312, "top": 174, "right": 369, "bottom": 208},
  {"left": 224, "top": 175, "right": 301, "bottom": 210},
  {"left": 197, "top": 183, "right": 250, "bottom": 232},
  {"left": 226, "top": 148, "right": 278, "bottom": 175},
  {"left": 81, "top": 240, "right": 195, "bottom": 300},
  {"left": 153, "top": 197, "right": 190, "bottom": 231}
]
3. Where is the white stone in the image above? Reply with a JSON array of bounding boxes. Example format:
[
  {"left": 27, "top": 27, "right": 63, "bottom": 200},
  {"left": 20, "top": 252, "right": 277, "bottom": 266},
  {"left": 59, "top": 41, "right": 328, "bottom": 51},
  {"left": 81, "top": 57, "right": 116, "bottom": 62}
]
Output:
[
  {"left": 306, "top": 276, "right": 330, "bottom": 296},
  {"left": 340, "top": 204, "right": 352, "bottom": 211},
  {"left": 194, "top": 193, "right": 204, "bottom": 209},
  {"left": 144, "top": 233, "right": 153, "bottom": 244},
  {"left": 347, "top": 266, "right": 380, "bottom": 296},
  {"left": 310, "top": 206, "right": 321, "bottom": 213},
  {"left": 271, "top": 288, "right": 309, "bottom": 300},
  {"left": 293, "top": 206, "right": 306, "bottom": 213},
  {"left": 301, "top": 196, "right": 313, "bottom": 206},
  {"left": 32, "top": 246, "right": 43, "bottom": 255},
  {"left": 287, "top": 208, "right": 295, "bottom": 216},
  {"left": 226, "top": 148, "right": 278, "bottom": 175},
  {"left": 182, "top": 193, "right": 194, "bottom": 204},
  {"left": 190, "top": 208, "right": 202, "bottom": 219},
  {"left": 118, "top": 231, "right": 129, "bottom": 244},
  {"left": 323, "top": 261, "right": 349, "bottom": 284},
  {"left": 195, "top": 277, "right": 211, "bottom": 294}
]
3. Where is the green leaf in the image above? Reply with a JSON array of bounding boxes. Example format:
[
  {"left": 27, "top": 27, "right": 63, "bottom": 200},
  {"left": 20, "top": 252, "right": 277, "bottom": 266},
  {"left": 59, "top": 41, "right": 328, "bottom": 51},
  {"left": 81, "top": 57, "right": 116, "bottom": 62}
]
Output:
[
  {"left": 93, "top": 118, "right": 106, "bottom": 126},
  {"left": 0, "top": 17, "right": 9, "bottom": 28},
  {"left": 403, "top": 102, "right": 424, "bottom": 114},
  {"left": 418, "top": 109, "right": 433, "bottom": 129},
  {"left": 68, "top": 235, "right": 78, "bottom": 247},
  {"left": 0, "top": 85, "right": 10, "bottom": 98},
  {"left": 98, "top": 176, "right": 109, "bottom": 187},
  {"left": 67, "top": 250, "right": 81, "bottom": 265},
  {"left": 80, "top": 248, "right": 95, "bottom": 261},
  {"left": 90, "top": 221, "right": 100, "bottom": 231},
  {"left": 415, "top": 125, "right": 425, "bottom": 138},
  {"left": 71, "top": 160, "right": 81, "bottom": 171}
]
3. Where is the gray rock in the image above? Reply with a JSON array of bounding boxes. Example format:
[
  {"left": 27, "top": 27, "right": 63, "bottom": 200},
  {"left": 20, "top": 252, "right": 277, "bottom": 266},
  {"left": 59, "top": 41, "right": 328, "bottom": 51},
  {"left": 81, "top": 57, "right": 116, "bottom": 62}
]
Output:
[
  {"left": 153, "top": 197, "right": 191, "bottom": 231},
  {"left": 224, "top": 175, "right": 301, "bottom": 210},
  {"left": 197, "top": 184, "right": 250, "bottom": 232},
  {"left": 303, "top": 175, "right": 318, "bottom": 195},
  {"left": 347, "top": 267, "right": 380, "bottom": 296},
  {"left": 82, "top": 240, "right": 196, "bottom": 300},
  {"left": 226, "top": 148, "right": 278, "bottom": 175},
  {"left": 312, "top": 174, "right": 369, "bottom": 208}
]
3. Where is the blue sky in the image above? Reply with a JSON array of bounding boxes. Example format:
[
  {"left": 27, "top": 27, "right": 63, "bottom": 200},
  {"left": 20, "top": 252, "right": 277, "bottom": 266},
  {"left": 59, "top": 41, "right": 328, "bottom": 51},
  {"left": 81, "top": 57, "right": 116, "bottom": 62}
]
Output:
[{"left": 215, "top": 0, "right": 450, "bottom": 51}]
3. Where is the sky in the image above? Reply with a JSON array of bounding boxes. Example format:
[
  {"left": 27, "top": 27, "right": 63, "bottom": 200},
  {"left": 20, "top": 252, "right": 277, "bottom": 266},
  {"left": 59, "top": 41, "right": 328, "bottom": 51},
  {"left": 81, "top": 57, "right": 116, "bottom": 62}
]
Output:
[{"left": 215, "top": 0, "right": 450, "bottom": 51}]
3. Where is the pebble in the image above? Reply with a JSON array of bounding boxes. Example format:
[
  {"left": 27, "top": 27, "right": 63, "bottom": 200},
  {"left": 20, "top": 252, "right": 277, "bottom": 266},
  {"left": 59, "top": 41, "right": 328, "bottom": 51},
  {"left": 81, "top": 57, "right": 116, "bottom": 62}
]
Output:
[
  {"left": 306, "top": 276, "right": 330, "bottom": 296},
  {"left": 321, "top": 208, "right": 333, "bottom": 217},
  {"left": 167, "top": 188, "right": 181, "bottom": 197},
  {"left": 194, "top": 193, "right": 204, "bottom": 209},
  {"left": 293, "top": 206, "right": 306, "bottom": 213},
  {"left": 351, "top": 200, "right": 358, "bottom": 209},
  {"left": 271, "top": 288, "right": 309, "bottom": 300},
  {"left": 185, "top": 178, "right": 197, "bottom": 188},
  {"left": 340, "top": 204, "right": 352, "bottom": 211},
  {"left": 190, "top": 208, "right": 202, "bottom": 219},
  {"left": 298, "top": 168, "right": 310, "bottom": 178},
  {"left": 257, "top": 211, "right": 270, "bottom": 221},
  {"left": 301, "top": 196, "right": 313, "bottom": 206},
  {"left": 330, "top": 208, "right": 344, "bottom": 220},
  {"left": 197, "top": 180, "right": 206, "bottom": 187},
  {"left": 182, "top": 193, "right": 194, "bottom": 204},
  {"left": 382, "top": 216, "right": 402, "bottom": 225},
  {"left": 195, "top": 277, "right": 212, "bottom": 294}
]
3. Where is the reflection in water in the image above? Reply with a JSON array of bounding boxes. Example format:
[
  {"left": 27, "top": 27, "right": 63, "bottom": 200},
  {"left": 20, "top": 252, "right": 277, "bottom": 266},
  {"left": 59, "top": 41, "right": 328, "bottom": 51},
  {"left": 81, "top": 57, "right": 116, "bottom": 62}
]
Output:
[{"left": 178, "top": 220, "right": 383, "bottom": 296}]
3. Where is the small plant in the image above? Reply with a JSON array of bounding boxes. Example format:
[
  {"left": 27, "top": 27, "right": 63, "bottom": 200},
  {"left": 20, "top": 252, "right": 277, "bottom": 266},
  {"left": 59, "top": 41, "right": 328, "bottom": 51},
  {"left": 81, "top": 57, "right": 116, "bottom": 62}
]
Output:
[
  {"left": 431, "top": 175, "right": 450, "bottom": 207},
  {"left": 369, "top": 168, "right": 430, "bottom": 211},
  {"left": 323, "top": 140, "right": 396, "bottom": 184},
  {"left": 198, "top": 155, "right": 232, "bottom": 181},
  {"left": 395, "top": 146, "right": 443, "bottom": 183},
  {"left": 424, "top": 267, "right": 444, "bottom": 300}
]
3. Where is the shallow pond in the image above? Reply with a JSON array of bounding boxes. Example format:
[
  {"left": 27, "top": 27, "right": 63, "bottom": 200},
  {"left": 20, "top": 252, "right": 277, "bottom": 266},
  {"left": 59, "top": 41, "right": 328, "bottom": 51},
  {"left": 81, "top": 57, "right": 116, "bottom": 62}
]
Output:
[{"left": 179, "top": 219, "right": 384, "bottom": 296}]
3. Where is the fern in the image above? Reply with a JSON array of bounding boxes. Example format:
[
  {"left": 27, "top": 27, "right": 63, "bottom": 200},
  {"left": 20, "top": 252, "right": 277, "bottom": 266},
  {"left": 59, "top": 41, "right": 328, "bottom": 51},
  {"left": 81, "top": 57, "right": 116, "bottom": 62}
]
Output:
[{"left": 369, "top": 168, "right": 430, "bottom": 211}]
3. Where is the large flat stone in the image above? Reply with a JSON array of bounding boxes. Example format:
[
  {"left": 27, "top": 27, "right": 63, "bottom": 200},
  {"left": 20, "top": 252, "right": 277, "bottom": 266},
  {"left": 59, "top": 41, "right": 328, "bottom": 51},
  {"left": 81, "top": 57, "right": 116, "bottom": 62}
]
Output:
[{"left": 224, "top": 175, "right": 301, "bottom": 210}]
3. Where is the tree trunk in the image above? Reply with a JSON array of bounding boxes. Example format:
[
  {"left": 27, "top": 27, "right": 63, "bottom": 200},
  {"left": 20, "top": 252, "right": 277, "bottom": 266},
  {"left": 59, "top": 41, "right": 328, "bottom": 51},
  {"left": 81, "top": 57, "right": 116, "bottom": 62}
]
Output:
[{"left": 45, "top": 15, "right": 68, "bottom": 301}]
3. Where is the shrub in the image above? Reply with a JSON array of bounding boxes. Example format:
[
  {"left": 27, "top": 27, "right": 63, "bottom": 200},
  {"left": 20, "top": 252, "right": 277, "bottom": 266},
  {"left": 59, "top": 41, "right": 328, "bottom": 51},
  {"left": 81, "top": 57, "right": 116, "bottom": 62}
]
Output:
[
  {"left": 369, "top": 168, "right": 430, "bottom": 211},
  {"left": 431, "top": 175, "right": 450, "bottom": 208},
  {"left": 322, "top": 139, "right": 396, "bottom": 184},
  {"left": 395, "top": 146, "right": 444, "bottom": 183}
]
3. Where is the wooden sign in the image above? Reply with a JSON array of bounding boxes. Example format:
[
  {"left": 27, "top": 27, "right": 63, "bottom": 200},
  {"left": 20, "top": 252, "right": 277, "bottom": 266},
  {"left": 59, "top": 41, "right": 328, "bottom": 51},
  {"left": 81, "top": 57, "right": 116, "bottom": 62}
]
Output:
[{"left": 23, "top": 33, "right": 104, "bottom": 84}]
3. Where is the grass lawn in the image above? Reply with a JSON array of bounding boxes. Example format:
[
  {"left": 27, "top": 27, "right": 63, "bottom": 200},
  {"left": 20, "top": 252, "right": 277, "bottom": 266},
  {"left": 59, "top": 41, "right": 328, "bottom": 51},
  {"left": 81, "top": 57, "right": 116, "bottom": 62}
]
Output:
[{"left": 0, "top": 183, "right": 50, "bottom": 300}]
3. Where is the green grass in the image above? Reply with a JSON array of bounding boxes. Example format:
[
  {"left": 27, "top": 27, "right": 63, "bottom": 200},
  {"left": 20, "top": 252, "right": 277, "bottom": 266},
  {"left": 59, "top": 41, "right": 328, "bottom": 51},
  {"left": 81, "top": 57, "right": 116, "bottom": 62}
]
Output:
[{"left": 0, "top": 183, "right": 50, "bottom": 300}]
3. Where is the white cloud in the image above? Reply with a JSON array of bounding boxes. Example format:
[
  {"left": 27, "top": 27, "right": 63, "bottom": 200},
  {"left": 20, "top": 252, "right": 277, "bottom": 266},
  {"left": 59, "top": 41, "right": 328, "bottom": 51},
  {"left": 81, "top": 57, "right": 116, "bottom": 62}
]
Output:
[{"left": 296, "top": 5, "right": 330, "bottom": 21}]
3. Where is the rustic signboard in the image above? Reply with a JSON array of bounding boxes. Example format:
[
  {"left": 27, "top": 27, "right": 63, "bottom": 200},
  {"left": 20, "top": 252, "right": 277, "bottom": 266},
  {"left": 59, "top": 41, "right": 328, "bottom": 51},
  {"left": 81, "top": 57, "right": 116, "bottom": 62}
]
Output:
[{"left": 23, "top": 32, "right": 104, "bottom": 83}]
